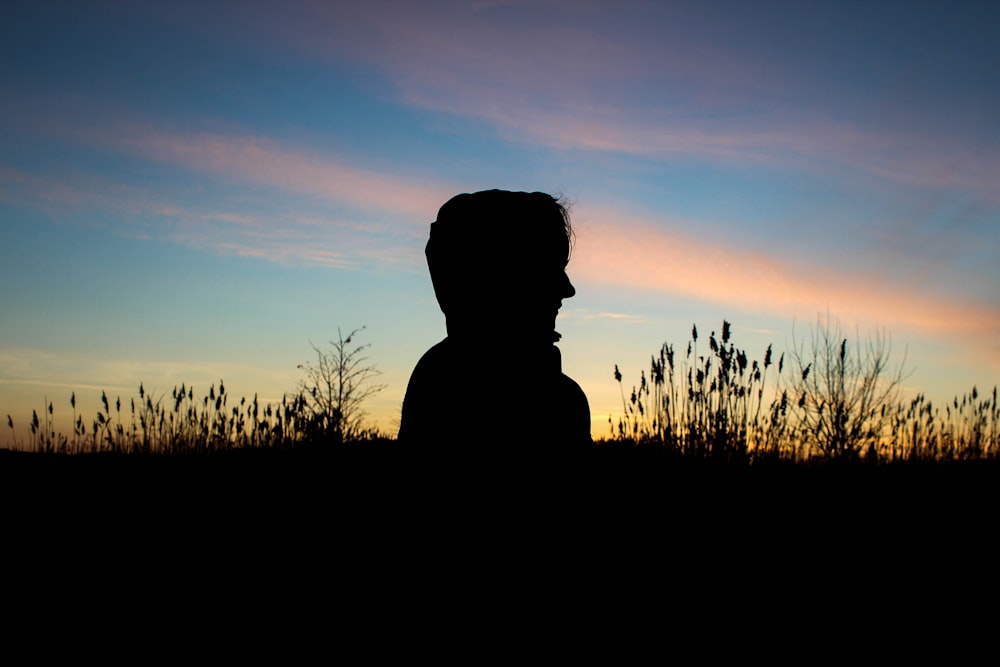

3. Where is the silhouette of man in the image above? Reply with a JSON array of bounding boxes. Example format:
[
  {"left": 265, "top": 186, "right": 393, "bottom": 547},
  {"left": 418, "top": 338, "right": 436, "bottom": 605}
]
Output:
[{"left": 398, "top": 189, "right": 592, "bottom": 453}]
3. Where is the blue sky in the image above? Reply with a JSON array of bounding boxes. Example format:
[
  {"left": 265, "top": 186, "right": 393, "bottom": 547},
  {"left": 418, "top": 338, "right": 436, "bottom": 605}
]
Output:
[{"left": 2, "top": 0, "right": 998, "bottom": 444}]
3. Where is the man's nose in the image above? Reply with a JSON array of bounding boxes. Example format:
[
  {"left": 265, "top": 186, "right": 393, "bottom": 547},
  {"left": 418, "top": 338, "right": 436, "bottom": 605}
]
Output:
[{"left": 562, "top": 272, "right": 576, "bottom": 299}]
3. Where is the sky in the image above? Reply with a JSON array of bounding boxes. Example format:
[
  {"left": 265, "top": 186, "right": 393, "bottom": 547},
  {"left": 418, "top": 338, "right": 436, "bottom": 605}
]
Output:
[{"left": 1, "top": 0, "right": 998, "bottom": 446}]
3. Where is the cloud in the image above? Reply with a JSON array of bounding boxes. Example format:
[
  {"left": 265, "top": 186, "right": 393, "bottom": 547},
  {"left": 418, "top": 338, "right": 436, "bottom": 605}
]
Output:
[
  {"left": 0, "top": 164, "right": 118, "bottom": 211},
  {"left": 566, "top": 309, "right": 646, "bottom": 323},
  {"left": 0, "top": 344, "right": 296, "bottom": 404},
  {"left": 0, "top": 162, "right": 425, "bottom": 270},
  {"left": 396, "top": 88, "right": 1000, "bottom": 203},
  {"left": 1, "top": 101, "right": 476, "bottom": 269},
  {"left": 570, "top": 205, "right": 1000, "bottom": 367},
  {"left": 108, "top": 125, "right": 452, "bottom": 222},
  {"left": 8, "top": 91, "right": 458, "bottom": 224},
  {"left": 274, "top": 3, "right": 999, "bottom": 201}
]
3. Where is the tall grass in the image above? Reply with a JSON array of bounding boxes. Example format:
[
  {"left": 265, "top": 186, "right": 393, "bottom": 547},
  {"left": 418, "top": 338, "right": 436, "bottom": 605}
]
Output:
[
  {"left": 611, "top": 321, "right": 795, "bottom": 462},
  {"left": 5, "top": 319, "right": 998, "bottom": 463},
  {"left": 5, "top": 381, "right": 384, "bottom": 455},
  {"left": 611, "top": 320, "right": 999, "bottom": 463},
  {"left": 883, "top": 386, "right": 999, "bottom": 461}
]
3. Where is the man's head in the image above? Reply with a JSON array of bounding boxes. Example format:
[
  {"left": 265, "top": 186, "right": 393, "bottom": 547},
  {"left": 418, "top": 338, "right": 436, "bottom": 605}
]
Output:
[{"left": 426, "top": 189, "right": 576, "bottom": 343}]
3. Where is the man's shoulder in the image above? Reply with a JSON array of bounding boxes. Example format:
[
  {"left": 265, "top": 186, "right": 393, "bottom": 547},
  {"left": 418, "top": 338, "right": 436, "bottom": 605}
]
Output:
[
  {"left": 558, "top": 371, "right": 589, "bottom": 402},
  {"left": 411, "top": 338, "right": 455, "bottom": 372}
]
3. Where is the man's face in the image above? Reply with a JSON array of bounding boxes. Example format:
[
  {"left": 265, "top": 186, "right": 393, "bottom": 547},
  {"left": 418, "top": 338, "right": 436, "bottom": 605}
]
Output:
[
  {"left": 430, "top": 211, "right": 576, "bottom": 344},
  {"left": 499, "top": 257, "right": 576, "bottom": 343}
]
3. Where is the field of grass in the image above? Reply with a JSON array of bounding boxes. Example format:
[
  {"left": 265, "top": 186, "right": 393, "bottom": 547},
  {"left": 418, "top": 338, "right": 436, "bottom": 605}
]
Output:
[
  {"left": 3, "top": 318, "right": 997, "bottom": 467},
  {"left": 608, "top": 318, "right": 999, "bottom": 464},
  {"left": 4, "top": 316, "right": 996, "bottom": 573}
]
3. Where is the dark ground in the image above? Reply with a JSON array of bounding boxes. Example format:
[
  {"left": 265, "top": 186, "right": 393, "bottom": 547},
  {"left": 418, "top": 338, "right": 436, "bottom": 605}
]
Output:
[
  {"left": 2, "top": 445, "right": 995, "bottom": 636},
  {"left": 3, "top": 444, "right": 995, "bottom": 522}
]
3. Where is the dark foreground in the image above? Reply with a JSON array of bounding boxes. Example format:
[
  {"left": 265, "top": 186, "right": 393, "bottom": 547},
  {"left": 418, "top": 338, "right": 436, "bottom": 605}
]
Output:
[
  {"left": 4, "top": 443, "right": 996, "bottom": 517},
  {"left": 3, "top": 444, "right": 995, "bottom": 638}
]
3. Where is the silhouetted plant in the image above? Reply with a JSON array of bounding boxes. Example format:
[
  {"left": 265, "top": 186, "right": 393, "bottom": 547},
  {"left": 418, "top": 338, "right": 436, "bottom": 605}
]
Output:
[
  {"left": 295, "top": 327, "right": 386, "bottom": 444},
  {"left": 612, "top": 320, "right": 782, "bottom": 462},
  {"left": 4, "top": 319, "right": 998, "bottom": 464},
  {"left": 3, "top": 329, "right": 387, "bottom": 454},
  {"left": 607, "top": 317, "right": 996, "bottom": 464},
  {"left": 786, "top": 315, "right": 908, "bottom": 461}
]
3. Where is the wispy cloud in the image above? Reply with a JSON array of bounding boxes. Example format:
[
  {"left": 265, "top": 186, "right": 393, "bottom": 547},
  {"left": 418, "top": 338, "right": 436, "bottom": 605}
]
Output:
[
  {"left": 106, "top": 124, "right": 452, "bottom": 222},
  {"left": 7, "top": 90, "right": 457, "bottom": 223},
  {"left": 0, "top": 164, "right": 119, "bottom": 212},
  {"left": 566, "top": 309, "right": 646, "bottom": 323},
  {"left": 571, "top": 206, "right": 1000, "bottom": 367},
  {"left": 0, "top": 107, "right": 467, "bottom": 270},
  {"left": 0, "top": 345, "right": 294, "bottom": 405},
  {"left": 276, "top": 3, "right": 999, "bottom": 201},
  {"left": 394, "top": 87, "right": 1000, "bottom": 203}
]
